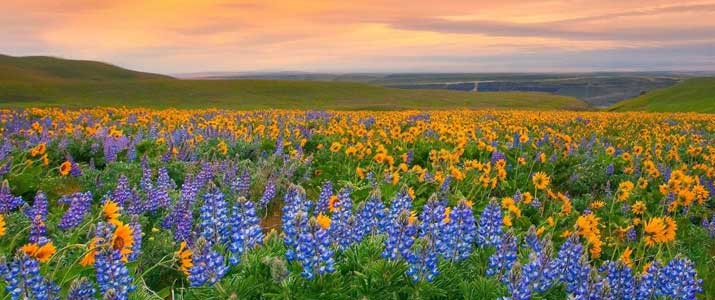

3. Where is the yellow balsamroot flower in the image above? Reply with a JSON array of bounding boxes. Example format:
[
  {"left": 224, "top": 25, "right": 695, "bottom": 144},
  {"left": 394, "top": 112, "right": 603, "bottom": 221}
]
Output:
[
  {"left": 30, "top": 143, "right": 46, "bottom": 157},
  {"left": 521, "top": 192, "right": 533, "bottom": 205},
  {"left": 329, "top": 142, "right": 342, "bottom": 153},
  {"left": 575, "top": 214, "right": 603, "bottom": 259},
  {"left": 217, "top": 140, "right": 228, "bottom": 155},
  {"left": 103, "top": 200, "right": 121, "bottom": 222},
  {"left": 532, "top": 172, "right": 550, "bottom": 190},
  {"left": 21, "top": 241, "right": 56, "bottom": 263},
  {"left": 0, "top": 214, "right": 5, "bottom": 237},
  {"left": 606, "top": 146, "right": 615, "bottom": 156},
  {"left": 546, "top": 217, "right": 555, "bottom": 227},
  {"left": 407, "top": 187, "right": 416, "bottom": 200},
  {"left": 176, "top": 241, "right": 193, "bottom": 276},
  {"left": 631, "top": 201, "right": 646, "bottom": 215},
  {"left": 328, "top": 195, "right": 339, "bottom": 212},
  {"left": 643, "top": 216, "right": 677, "bottom": 247},
  {"left": 408, "top": 211, "right": 418, "bottom": 225},
  {"left": 589, "top": 201, "right": 606, "bottom": 210},
  {"left": 81, "top": 238, "right": 98, "bottom": 266},
  {"left": 112, "top": 221, "right": 135, "bottom": 262},
  {"left": 503, "top": 215, "right": 512, "bottom": 227},
  {"left": 443, "top": 207, "right": 452, "bottom": 224},
  {"left": 391, "top": 171, "right": 400, "bottom": 185},
  {"left": 316, "top": 214, "right": 331, "bottom": 230},
  {"left": 677, "top": 189, "right": 695, "bottom": 207},
  {"left": 356, "top": 166, "right": 366, "bottom": 179},
  {"left": 620, "top": 247, "right": 633, "bottom": 268},
  {"left": 59, "top": 160, "right": 72, "bottom": 176}
]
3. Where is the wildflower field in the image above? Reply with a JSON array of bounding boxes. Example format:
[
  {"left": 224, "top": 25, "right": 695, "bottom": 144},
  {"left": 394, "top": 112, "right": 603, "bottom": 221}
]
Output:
[{"left": 0, "top": 107, "right": 713, "bottom": 300}]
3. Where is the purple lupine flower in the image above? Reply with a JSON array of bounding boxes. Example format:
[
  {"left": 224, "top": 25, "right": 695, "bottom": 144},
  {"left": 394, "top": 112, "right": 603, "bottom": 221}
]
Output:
[
  {"left": 523, "top": 226, "right": 542, "bottom": 253},
  {"left": 139, "top": 157, "right": 153, "bottom": 193},
  {"left": 67, "top": 277, "right": 96, "bottom": 300},
  {"left": 383, "top": 209, "right": 418, "bottom": 261},
  {"left": 600, "top": 261, "right": 636, "bottom": 299},
  {"left": 552, "top": 235, "right": 588, "bottom": 294},
  {"left": 406, "top": 235, "right": 439, "bottom": 282},
  {"left": 103, "top": 133, "right": 129, "bottom": 163},
  {"left": 194, "top": 163, "right": 214, "bottom": 188},
  {"left": 703, "top": 215, "right": 715, "bottom": 238},
  {"left": 58, "top": 192, "right": 92, "bottom": 230},
  {"left": 152, "top": 167, "right": 174, "bottom": 209},
  {"left": 0, "top": 180, "right": 24, "bottom": 214},
  {"left": 491, "top": 150, "right": 506, "bottom": 165},
  {"left": 636, "top": 261, "right": 662, "bottom": 298},
  {"left": 28, "top": 215, "right": 47, "bottom": 244},
  {"left": 295, "top": 217, "right": 335, "bottom": 279},
  {"left": 125, "top": 188, "right": 143, "bottom": 215},
  {"left": 476, "top": 200, "right": 503, "bottom": 248},
  {"left": 418, "top": 196, "right": 446, "bottom": 238},
  {"left": 128, "top": 216, "right": 142, "bottom": 262},
  {"left": 0, "top": 161, "right": 11, "bottom": 177},
  {"left": 439, "top": 176, "right": 453, "bottom": 194},
  {"left": 94, "top": 222, "right": 135, "bottom": 300},
  {"left": 441, "top": 200, "right": 476, "bottom": 262},
  {"left": 232, "top": 170, "right": 251, "bottom": 198},
  {"left": 163, "top": 176, "right": 198, "bottom": 243},
  {"left": 506, "top": 245, "right": 557, "bottom": 299},
  {"left": 199, "top": 188, "right": 230, "bottom": 246},
  {"left": 113, "top": 175, "right": 133, "bottom": 208},
  {"left": 655, "top": 256, "right": 703, "bottom": 299},
  {"left": 330, "top": 187, "right": 355, "bottom": 250},
  {"left": 25, "top": 191, "right": 48, "bottom": 222},
  {"left": 273, "top": 134, "right": 284, "bottom": 157},
  {"left": 227, "top": 197, "right": 264, "bottom": 265},
  {"left": 626, "top": 227, "right": 638, "bottom": 242},
  {"left": 258, "top": 178, "right": 276, "bottom": 208},
  {"left": 282, "top": 185, "right": 312, "bottom": 262},
  {"left": 381, "top": 188, "right": 412, "bottom": 234},
  {"left": 314, "top": 181, "right": 333, "bottom": 216},
  {"left": 0, "top": 252, "right": 61, "bottom": 300},
  {"left": 126, "top": 141, "right": 136, "bottom": 162},
  {"left": 188, "top": 238, "right": 228, "bottom": 287},
  {"left": 355, "top": 190, "right": 386, "bottom": 240},
  {"left": 606, "top": 163, "right": 615, "bottom": 176},
  {"left": 486, "top": 231, "right": 517, "bottom": 280}
]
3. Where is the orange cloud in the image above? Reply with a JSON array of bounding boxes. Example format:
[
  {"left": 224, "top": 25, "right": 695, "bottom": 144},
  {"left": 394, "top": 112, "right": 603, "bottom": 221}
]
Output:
[{"left": 1, "top": 0, "right": 714, "bottom": 72}]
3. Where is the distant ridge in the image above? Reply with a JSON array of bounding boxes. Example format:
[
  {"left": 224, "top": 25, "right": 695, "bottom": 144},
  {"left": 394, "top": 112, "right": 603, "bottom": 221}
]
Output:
[
  {"left": 0, "top": 53, "right": 588, "bottom": 110},
  {"left": 0, "top": 54, "right": 172, "bottom": 82}
]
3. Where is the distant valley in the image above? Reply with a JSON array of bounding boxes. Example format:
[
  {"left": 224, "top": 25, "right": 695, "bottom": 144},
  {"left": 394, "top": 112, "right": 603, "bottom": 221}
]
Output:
[{"left": 183, "top": 72, "right": 710, "bottom": 107}]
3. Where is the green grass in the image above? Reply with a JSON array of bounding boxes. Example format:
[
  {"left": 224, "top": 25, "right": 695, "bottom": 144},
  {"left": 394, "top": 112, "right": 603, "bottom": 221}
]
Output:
[
  {"left": 609, "top": 77, "right": 715, "bottom": 113},
  {"left": 0, "top": 54, "right": 589, "bottom": 110},
  {"left": 0, "top": 79, "right": 589, "bottom": 110}
]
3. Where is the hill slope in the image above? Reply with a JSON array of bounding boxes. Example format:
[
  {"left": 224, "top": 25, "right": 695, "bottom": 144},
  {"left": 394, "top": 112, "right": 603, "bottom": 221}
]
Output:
[
  {"left": 610, "top": 77, "right": 715, "bottom": 112},
  {"left": 0, "top": 54, "right": 588, "bottom": 110},
  {"left": 0, "top": 54, "right": 171, "bottom": 82},
  {"left": 0, "top": 79, "right": 588, "bottom": 110}
]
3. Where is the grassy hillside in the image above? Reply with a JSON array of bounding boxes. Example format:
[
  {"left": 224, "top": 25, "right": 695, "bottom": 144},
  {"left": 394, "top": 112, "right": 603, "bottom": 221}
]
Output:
[
  {"left": 0, "top": 54, "right": 588, "bottom": 110},
  {"left": 0, "top": 54, "right": 171, "bottom": 82},
  {"left": 0, "top": 79, "right": 588, "bottom": 110},
  {"left": 610, "top": 77, "right": 715, "bottom": 112}
]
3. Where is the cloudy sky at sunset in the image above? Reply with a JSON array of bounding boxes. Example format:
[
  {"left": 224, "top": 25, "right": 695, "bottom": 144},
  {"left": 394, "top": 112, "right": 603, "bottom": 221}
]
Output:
[{"left": 2, "top": 0, "right": 715, "bottom": 74}]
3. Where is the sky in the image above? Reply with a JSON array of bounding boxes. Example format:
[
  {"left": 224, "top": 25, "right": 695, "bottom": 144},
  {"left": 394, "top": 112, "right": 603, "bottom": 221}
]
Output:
[{"left": 2, "top": 0, "right": 715, "bottom": 74}]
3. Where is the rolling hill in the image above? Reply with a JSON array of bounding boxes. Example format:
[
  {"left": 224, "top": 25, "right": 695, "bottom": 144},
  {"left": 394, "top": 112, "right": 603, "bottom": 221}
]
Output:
[
  {"left": 609, "top": 77, "right": 715, "bottom": 113},
  {"left": 0, "top": 54, "right": 171, "bottom": 82},
  {"left": 0, "top": 54, "right": 588, "bottom": 110}
]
